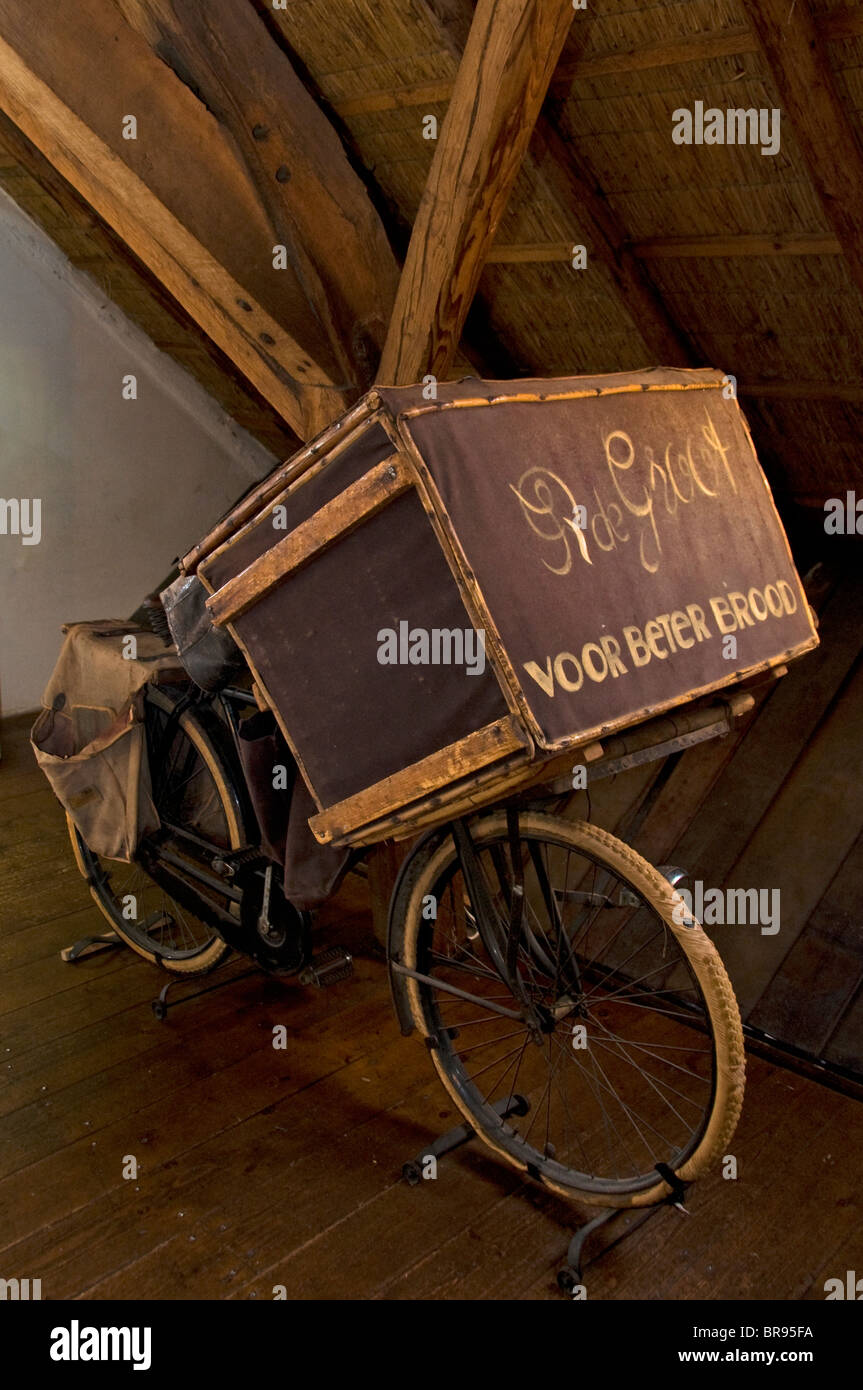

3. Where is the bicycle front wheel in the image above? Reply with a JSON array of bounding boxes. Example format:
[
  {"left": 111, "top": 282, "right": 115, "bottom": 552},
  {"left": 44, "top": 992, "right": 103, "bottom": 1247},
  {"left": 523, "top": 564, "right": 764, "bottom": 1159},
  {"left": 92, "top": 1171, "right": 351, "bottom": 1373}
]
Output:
[{"left": 395, "top": 811, "right": 745, "bottom": 1207}]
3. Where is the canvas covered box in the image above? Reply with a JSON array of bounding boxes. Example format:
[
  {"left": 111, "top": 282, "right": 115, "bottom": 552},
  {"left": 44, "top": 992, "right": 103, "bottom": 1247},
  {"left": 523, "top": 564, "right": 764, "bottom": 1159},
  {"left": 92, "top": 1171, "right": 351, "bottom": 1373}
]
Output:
[{"left": 182, "top": 368, "right": 818, "bottom": 849}]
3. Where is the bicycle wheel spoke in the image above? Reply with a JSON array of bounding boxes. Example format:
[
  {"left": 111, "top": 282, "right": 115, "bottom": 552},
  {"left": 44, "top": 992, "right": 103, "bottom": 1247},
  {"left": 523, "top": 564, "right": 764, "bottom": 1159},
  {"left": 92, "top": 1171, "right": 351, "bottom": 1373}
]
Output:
[
  {"left": 439, "top": 1014, "right": 517, "bottom": 1029},
  {"left": 593, "top": 1036, "right": 712, "bottom": 1053},
  {"left": 497, "top": 1031, "right": 532, "bottom": 1114},
  {"left": 604, "top": 995, "right": 704, "bottom": 1024},
  {"left": 406, "top": 812, "right": 740, "bottom": 1199},
  {"left": 521, "top": 1037, "right": 559, "bottom": 1145},
  {"left": 581, "top": 1034, "right": 677, "bottom": 1157},
  {"left": 589, "top": 1032, "right": 703, "bottom": 1132},
  {"left": 466, "top": 1040, "right": 529, "bottom": 1085},
  {"left": 563, "top": 1031, "right": 643, "bottom": 1177},
  {"left": 548, "top": 1034, "right": 593, "bottom": 1175},
  {"left": 581, "top": 924, "right": 668, "bottom": 995},
  {"left": 429, "top": 947, "right": 500, "bottom": 984},
  {"left": 590, "top": 1020, "right": 713, "bottom": 1083},
  {"left": 584, "top": 958, "right": 682, "bottom": 1007},
  {"left": 455, "top": 1027, "right": 527, "bottom": 1057}
]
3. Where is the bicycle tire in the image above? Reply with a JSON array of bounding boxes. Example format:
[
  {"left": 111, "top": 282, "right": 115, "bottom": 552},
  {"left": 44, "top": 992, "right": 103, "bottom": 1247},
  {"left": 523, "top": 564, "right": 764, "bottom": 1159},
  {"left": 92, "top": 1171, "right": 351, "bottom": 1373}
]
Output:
[{"left": 395, "top": 810, "right": 745, "bottom": 1208}]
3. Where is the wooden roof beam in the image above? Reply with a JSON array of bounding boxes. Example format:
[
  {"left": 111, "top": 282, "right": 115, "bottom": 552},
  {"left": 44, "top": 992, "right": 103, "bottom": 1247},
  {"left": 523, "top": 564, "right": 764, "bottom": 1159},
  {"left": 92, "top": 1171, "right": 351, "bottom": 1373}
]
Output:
[
  {"left": 0, "top": 31, "right": 333, "bottom": 440},
  {"left": 378, "top": 0, "right": 575, "bottom": 385},
  {"left": 745, "top": 0, "right": 863, "bottom": 307},
  {"left": 0, "top": 109, "right": 301, "bottom": 456},
  {"left": 116, "top": 0, "right": 400, "bottom": 408},
  {"left": 411, "top": 0, "right": 692, "bottom": 369},
  {"left": 0, "top": 0, "right": 398, "bottom": 440}
]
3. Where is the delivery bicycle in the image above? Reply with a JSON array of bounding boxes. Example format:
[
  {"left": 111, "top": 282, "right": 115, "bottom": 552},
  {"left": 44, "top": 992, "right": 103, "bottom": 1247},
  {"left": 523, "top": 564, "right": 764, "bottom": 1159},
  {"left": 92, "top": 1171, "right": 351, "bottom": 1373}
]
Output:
[{"left": 42, "top": 367, "right": 820, "bottom": 1212}]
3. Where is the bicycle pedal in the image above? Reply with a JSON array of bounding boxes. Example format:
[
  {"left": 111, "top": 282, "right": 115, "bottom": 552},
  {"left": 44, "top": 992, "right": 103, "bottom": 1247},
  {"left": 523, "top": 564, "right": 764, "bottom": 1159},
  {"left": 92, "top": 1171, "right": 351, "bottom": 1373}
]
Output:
[
  {"left": 212, "top": 846, "right": 267, "bottom": 879},
  {"left": 299, "top": 946, "right": 353, "bottom": 988}
]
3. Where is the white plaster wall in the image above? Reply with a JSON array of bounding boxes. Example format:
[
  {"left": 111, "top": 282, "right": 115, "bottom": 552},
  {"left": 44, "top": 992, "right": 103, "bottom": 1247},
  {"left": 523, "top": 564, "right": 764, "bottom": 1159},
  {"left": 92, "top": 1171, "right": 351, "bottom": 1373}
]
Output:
[{"left": 0, "top": 189, "right": 277, "bottom": 714}]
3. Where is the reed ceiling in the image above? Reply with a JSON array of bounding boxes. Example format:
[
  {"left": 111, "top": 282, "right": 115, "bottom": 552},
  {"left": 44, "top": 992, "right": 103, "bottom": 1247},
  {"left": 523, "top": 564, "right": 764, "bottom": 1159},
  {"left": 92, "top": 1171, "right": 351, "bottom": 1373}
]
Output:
[{"left": 0, "top": 0, "right": 860, "bottom": 505}]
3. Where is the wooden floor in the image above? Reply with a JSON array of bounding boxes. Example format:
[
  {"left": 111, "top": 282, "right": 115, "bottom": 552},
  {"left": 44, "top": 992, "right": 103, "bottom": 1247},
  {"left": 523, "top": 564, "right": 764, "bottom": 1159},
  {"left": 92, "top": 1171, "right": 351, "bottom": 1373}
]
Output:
[{"left": 2, "top": 703, "right": 863, "bottom": 1301}]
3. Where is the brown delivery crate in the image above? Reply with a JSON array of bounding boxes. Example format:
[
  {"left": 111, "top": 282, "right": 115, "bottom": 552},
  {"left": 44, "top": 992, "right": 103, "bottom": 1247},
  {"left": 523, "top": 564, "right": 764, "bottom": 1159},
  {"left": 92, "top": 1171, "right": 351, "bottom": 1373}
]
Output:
[{"left": 183, "top": 368, "right": 818, "bottom": 849}]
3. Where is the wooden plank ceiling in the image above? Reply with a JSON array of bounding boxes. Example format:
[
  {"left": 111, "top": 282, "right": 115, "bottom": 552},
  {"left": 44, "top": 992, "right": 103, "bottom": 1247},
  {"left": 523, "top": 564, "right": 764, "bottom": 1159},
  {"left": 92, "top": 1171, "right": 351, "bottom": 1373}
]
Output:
[{"left": 0, "top": 0, "right": 860, "bottom": 499}]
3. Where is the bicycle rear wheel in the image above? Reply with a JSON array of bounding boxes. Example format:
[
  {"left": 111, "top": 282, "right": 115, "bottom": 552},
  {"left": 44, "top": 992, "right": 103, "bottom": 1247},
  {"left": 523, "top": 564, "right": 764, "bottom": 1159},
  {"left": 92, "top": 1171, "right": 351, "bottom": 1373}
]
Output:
[
  {"left": 68, "top": 685, "right": 245, "bottom": 974},
  {"left": 394, "top": 810, "right": 745, "bottom": 1207}
]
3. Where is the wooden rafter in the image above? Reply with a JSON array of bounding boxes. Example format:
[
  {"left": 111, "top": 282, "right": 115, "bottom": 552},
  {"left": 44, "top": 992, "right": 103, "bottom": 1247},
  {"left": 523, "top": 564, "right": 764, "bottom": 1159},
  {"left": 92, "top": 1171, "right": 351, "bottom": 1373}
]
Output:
[
  {"left": 0, "top": 109, "right": 301, "bottom": 456},
  {"left": 378, "top": 0, "right": 575, "bottom": 385},
  {"left": 409, "top": 0, "right": 692, "bottom": 369},
  {"left": 0, "top": 33, "right": 331, "bottom": 440},
  {"left": 0, "top": 0, "right": 397, "bottom": 440},
  {"left": 115, "top": 0, "right": 400, "bottom": 401},
  {"left": 745, "top": 0, "right": 863, "bottom": 307}
]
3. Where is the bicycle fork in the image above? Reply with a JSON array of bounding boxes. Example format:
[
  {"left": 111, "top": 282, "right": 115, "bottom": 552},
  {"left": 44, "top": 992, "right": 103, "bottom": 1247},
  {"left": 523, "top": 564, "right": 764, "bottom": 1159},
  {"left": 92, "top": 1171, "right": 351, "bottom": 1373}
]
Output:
[
  {"left": 451, "top": 813, "right": 551, "bottom": 1043},
  {"left": 389, "top": 812, "right": 581, "bottom": 1036}
]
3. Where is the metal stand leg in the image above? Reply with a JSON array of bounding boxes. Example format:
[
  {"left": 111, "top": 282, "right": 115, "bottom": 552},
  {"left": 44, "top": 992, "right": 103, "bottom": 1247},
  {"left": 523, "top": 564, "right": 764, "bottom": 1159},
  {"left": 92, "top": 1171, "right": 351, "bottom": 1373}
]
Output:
[
  {"left": 557, "top": 1209, "right": 627, "bottom": 1291},
  {"left": 402, "top": 1094, "right": 530, "bottom": 1185},
  {"left": 60, "top": 931, "right": 125, "bottom": 963},
  {"left": 151, "top": 958, "right": 263, "bottom": 1020},
  {"left": 557, "top": 1164, "right": 692, "bottom": 1294}
]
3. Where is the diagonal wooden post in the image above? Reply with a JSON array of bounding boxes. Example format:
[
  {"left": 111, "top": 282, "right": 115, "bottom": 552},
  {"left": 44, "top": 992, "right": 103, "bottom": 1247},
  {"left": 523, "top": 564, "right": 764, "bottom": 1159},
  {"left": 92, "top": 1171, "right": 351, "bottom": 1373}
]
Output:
[{"left": 378, "top": 0, "right": 574, "bottom": 386}]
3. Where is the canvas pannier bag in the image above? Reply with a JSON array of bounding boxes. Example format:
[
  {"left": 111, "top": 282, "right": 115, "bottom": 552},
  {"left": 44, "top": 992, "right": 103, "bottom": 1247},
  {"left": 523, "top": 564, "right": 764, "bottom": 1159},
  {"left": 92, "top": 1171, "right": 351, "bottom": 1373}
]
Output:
[{"left": 31, "top": 620, "right": 187, "bottom": 861}]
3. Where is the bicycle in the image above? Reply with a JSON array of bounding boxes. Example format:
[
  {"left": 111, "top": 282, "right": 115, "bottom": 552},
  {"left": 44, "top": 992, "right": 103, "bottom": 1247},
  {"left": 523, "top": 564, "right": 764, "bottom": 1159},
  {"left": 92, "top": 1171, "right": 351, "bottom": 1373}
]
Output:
[{"left": 67, "top": 670, "right": 745, "bottom": 1211}]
